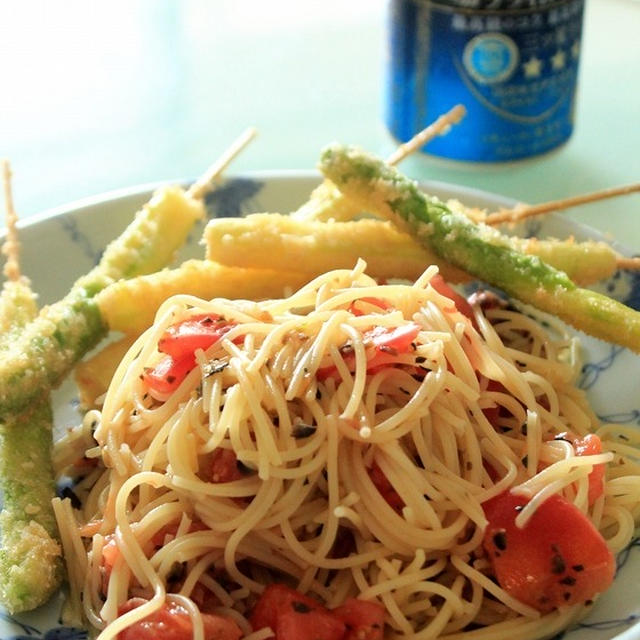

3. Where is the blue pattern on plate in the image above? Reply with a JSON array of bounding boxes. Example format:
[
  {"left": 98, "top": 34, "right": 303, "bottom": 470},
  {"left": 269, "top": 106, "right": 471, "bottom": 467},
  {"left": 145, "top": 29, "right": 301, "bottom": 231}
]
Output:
[
  {"left": 55, "top": 177, "right": 265, "bottom": 261},
  {"left": 579, "top": 346, "right": 625, "bottom": 391},
  {"left": 598, "top": 410, "right": 640, "bottom": 426},
  {"left": 12, "top": 177, "right": 640, "bottom": 640},
  {"left": 0, "top": 613, "right": 85, "bottom": 639},
  {"left": 622, "top": 266, "right": 640, "bottom": 311},
  {"left": 58, "top": 217, "right": 102, "bottom": 266},
  {"left": 204, "top": 177, "right": 263, "bottom": 219},
  {"left": 523, "top": 218, "right": 543, "bottom": 240}
]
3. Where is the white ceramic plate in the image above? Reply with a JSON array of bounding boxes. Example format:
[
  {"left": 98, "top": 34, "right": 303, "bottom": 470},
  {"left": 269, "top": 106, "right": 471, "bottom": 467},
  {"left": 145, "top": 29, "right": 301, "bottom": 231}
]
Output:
[{"left": 1, "top": 173, "right": 638, "bottom": 640}]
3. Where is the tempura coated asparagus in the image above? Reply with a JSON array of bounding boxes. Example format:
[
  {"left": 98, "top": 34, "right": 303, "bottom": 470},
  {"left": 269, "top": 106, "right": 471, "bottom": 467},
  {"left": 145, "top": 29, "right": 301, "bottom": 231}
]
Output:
[
  {"left": 0, "top": 186, "right": 204, "bottom": 415},
  {"left": 319, "top": 145, "right": 640, "bottom": 353},
  {"left": 0, "top": 161, "right": 62, "bottom": 613},
  {"left": 0, "top": 402, "right": 62, "bottom": 612},
  {"left": 292, "top": 105, "right": 466, "bottom": 222}
]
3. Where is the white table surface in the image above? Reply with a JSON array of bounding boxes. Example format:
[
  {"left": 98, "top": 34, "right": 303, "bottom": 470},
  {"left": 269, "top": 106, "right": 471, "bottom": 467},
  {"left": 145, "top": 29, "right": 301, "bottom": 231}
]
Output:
[{"left": 0, "top": 0, "right": 638, "bottom": 247}]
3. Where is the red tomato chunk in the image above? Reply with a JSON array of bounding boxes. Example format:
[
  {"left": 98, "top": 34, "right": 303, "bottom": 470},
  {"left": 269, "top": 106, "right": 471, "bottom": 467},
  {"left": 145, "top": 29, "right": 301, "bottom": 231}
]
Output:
[
  {"left": 429, "top": 274, "right": 475, "bottom": 321},
  {"left": 208, "top": 448, "right": 245, "bottom": 483},
  {"left": 158, "top": 314, "right": 236, "bottom": 360},
  {"left": 250, "top": 585, "right": 385, "bottom": 640},
  {"left": 277, "top": 607, "right": 346, "bottom": 640},
  {"left": 317, "top": 323, "right": 421, "bottom": 381},
  {"left": 142, "top": 314, "right": 238, "bottom": 394},
  {"left": 368, "top": 462, "right": 404, "bottom": 512},
  {"left": 118, "top": 598, "right": 242, "bottom": 640},
  {"left": 482, "top": 491, "right": 615, "bottom": 612},
  {"left": 250, "top": 584, "right": 324, "bottom": 633},
  {"left": 366, "top": 323, "right": 421, "bottom": 354},
  {"left": 348, "top": 297, "right": 392, "bottom": 316},
  {"left": 333, "top": 598, "right": 385, "bottom": 640},
  {"left": 142, "top": 354, "right": 197, "bottom": 395}
]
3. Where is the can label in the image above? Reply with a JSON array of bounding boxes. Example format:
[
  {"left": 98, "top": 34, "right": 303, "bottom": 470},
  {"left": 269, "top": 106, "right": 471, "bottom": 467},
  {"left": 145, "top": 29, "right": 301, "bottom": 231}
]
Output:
[{"left": 385, "top": 0, "right": 585, "bottom": 162}]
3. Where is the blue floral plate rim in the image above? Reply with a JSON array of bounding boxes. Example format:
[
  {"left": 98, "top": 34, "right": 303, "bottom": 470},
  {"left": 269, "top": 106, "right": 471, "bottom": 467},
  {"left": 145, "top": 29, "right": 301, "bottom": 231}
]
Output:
[{"left": 0, "top": 172, "right": 638, "bottom": 640}]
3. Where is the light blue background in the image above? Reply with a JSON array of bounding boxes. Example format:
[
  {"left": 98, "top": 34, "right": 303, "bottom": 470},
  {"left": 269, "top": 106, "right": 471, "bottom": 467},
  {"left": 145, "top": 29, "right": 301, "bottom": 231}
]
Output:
[{"left": 0, "top": 0, "right": 638, "bottom": 247}]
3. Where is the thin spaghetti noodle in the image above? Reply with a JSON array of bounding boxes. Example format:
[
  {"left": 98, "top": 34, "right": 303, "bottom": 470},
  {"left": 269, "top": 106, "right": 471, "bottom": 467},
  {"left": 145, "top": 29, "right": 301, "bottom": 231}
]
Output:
[{"left": 54, "top": 263, "right": 640, "bottom": 639}]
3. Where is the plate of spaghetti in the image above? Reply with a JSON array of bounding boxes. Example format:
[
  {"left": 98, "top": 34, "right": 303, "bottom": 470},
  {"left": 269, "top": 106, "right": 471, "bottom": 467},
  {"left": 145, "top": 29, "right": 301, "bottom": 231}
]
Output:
[{"left": 1, "top": 169, "right": 639, "bottom": 640}]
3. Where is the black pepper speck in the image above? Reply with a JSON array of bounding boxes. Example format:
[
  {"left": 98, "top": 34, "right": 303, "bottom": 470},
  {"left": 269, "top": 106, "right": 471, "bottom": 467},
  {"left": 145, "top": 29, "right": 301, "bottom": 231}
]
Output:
[{"left": 493, "top": 530, "right": 507, "bottom": 551}]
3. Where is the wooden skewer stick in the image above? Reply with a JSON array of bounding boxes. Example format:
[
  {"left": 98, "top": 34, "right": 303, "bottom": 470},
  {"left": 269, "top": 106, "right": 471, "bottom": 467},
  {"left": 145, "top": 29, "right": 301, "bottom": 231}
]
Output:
[
  {"left": 616, "top": 256, "right": 640, "bottom": 270},
  {"left": 1, "top": 128, "right": 258, "bottom": 282},
  {"left": 187, "top": 126, "right": 258, "bottom": 200},
  {"left": 486, "top": 182, "right": 640, "bottom": 226},
  {"left": 386, "top": 104, "right": 466, "bottom": 166},
  {"left": 1, "top": 160, "right": 22, "bottom": 282}
]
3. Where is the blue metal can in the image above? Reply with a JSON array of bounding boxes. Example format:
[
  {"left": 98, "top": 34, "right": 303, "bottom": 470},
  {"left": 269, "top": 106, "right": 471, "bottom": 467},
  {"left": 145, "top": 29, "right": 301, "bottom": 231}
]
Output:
[{"left": 385, "top": 0, "right": 585, "bottom": 163}]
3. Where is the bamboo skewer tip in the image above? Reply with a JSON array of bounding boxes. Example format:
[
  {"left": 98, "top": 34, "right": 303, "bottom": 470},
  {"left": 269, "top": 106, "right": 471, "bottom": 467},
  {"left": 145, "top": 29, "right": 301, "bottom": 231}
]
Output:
[
  {"left": 386, "top": 104, "right": 466, "bottom": 166},
  {"left": 187, "top": 126, "right": 258, "bottom": 200},
  {"left": 486, "top": 183, "right": 640, "bottom": 226},
  {"left": 1, "top": 159, "right": 22, "bottom": 282},
  {"left": 616, "top": 256, "right": 640, "bottom": 271}
]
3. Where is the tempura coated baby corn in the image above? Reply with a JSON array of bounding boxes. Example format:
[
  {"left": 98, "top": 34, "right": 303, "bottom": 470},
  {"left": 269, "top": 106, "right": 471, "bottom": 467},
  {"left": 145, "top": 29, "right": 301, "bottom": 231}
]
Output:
[
  {"left": 319, "top": 145, "right": 640, "bottom": 353},
  {"left": 203, "top": 213, "right": 619, "bottom": 287},
  {"left": 73, "top": 335, "right": 136, "bottom": 408},
  {"left": 95, "top": 259, "right": 309, "bottom": 335}
]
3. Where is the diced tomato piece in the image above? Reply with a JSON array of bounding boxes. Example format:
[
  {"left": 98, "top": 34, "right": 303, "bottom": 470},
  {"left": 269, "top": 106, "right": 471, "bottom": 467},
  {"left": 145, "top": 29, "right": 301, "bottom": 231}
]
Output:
[
  {"left": 366, "top": 323, "right": 421, "bottom": 354},
  {"left": 250, "top": 586, "right": 386, "bottom": 640},
  {"left": 189, "top": 581, "right": 223, "bottom": 614},
  {"left": 102, "top": 534, "right": 119, "bottom": 571},
  {"left": 369, "top": 462, "right": 404, "bottom": 512},
  {"left": 480, "top": 379, "right": 508, "bottom": 428},
  {"left": 276, "top": 607, "right": 346, "bottom": 640},
  {"left": 482, "top": 491, "right": 615, "bottom": 612},
  {"left": 483, "top": 460, "right": 500, "bottom": 482},
  {"left": 317, "top": 323, "right": 420, "bottom": 382},
  {"left": 118, "top": 598, "right": 242, "bottom": 640},
  {"left": 481, "top": 405, "right": 500, "bottom": 429},
  {"left": 142, "top": 314, "right": 240, "bottom": 395},
  {"left": 316, "top": 363, "right": 340, "bottom": 381},
  {"left": 208, "top": 448, "right": 244, "bottom": 483},
  {"left": 158, "top": 314, "right": 236, "bottom": 360},
  {"left": 348, "top": 297, "right": 392, "bottom": 316},
  {"left": 101, "top": 534, "right": 119, "bottom": 593},
  {"left": 430, "top": 274, "right": 475, "bottom": 321},
  {"left": 332, "top": 598, "right": 385, "bottom": 640},
  {"left": 557, "top": 432, "right": 605, "bottom": 505},
  {"left": 142, "top": 353, "right": 196, "bottom": 394},
  {"left": 467, "top": 289, "right": 507, "bottom": 313},
  {"left": 250, "top": 584, "right": 325, "bottom": 633}
]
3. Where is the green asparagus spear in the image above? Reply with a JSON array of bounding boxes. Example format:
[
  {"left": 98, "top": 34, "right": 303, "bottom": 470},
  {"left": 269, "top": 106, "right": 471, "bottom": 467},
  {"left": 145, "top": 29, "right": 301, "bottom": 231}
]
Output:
[
  {"left": 292, "top": 105, "right": 466, "bottom": 223},
  {"left": 0, "top": 126, "right": 258, "bottom": 416},
  {"left": 0, "top": 160, "right": 62, "bottom": 612},
  {"left": 0, "top": 402, "right": 61, "bottom": 612},
  {"left": 319, "top": 144, "right": 640, "bottom": 353},
  {"left": 0, "top": 186, "right": 204, "bottom": 415}
]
